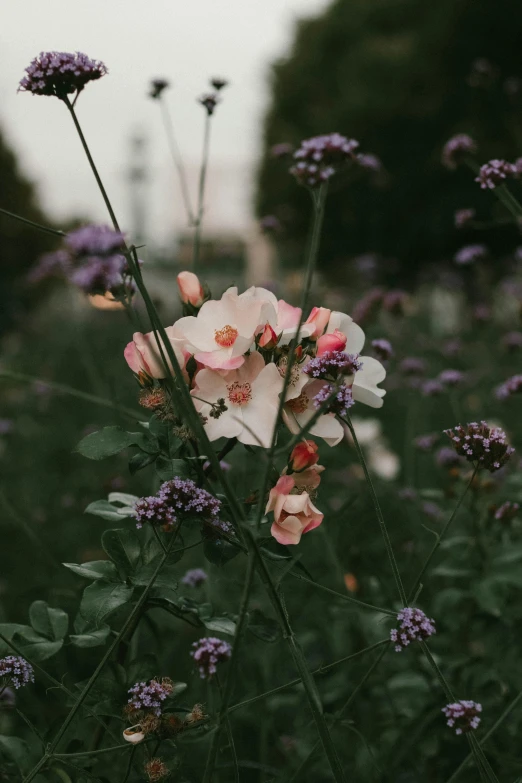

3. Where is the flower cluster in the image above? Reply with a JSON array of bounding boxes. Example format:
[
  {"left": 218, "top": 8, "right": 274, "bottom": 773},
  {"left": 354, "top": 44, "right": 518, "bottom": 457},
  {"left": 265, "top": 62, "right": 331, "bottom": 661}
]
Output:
[
  {"left": 438, "top": 369, "right": 465, "bottom": 387},
  {"left": 134, "top": 477, "right": 221, "bottom": 531},
  {"left": 475, "top": 159, "right": 517, "bottom": 189},
  {"left": 496, "top": 374, "right": 522, "bottom": 400},
  {"left": 441, "top": 133, "right": 477, "bottom": 169},
  {"left": 454, "top": 244, "right": 487, "bottom": 266},
  {"left": 0, "top": 656, "right": 34, "bottom": 689},
  {"left": 304, "top": 351, "right": 362, "bottom": 380},
  {"left": 444, "top": 422, "right": 515, "bottom": 472},
  {"left": 390, "top": 608, "right": 436, "bottom": 652},
  {"left": 290, "top": 133, "right": 360, "bottom": 187},
  {"left": 454, "top": 208, "right": 475, "bottom": 228},
  {"left": 127, "top": 678, "right": 173, "bottom": 717},
  {"left": 191, "top": 637, "right": 232, "bottom": 679},
  {"left": 313, "top": 382, "right": 354, "bottom": 416},
  {"left": 494, "top": 501, "right": 520, "bottom": 522},
  {"left": 181, "top": 568, "right": 208, "bottom": 587},
  {"left": 442, "top": 700, "right": 482, "bottom": 735},
  {"left": 19, "top": 51, "right": 107, "bottom": 99},
  {"left": 371, "top": 338, "right": 393, "bottom": 361}
]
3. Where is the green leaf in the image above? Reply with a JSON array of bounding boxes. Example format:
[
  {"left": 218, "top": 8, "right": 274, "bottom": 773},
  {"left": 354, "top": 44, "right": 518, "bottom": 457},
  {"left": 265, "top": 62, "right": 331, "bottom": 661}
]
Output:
[
  {"left": 75, "top": 425, "right": 159, "bottom": 461},
  {"left": 203, "top": 616, "right": 236, "bottom": 636},
  {"left": 0, "top": 735, "right": 32, "bottom": 773},
  {"left": 70, "top": 625, "right": 111, "bottom": 648},
  {"left": 203, "top": 537, "right": 240, "bottom": 566},
  {"left": 63, "top": 560, "right": 119, "bottom": 582},
  {"left": 14, "top": 628, "right": 63, "bottom": 661},
  {"left": 108, "top": 492, "right": 140, "bottom": 507},
  {"left": 131, "top": 559, "right": 179, "bottom": 589},
  {"left": 29, "top": 601, "right": 68, "bottom": 641},
  {"left": 0, "top": 623, "right": 29, "bottom": 655},
  {"left": 102, "top": 528, "right": 141, "bottom": 577},
  {"left": 129, "top": 450, "right": 157, "bottom": 474},
  {"left": 79, "top": 582, "right": 134, "bottom": 628},
  {"left": 85, "top": 499, "right": 129, "bottom": 522},
  {"left": 155, "top": 456, "right": 191, "bottom": 481},
  {"left": 247, "top": 608, "right": 280, "bottom": 643}
]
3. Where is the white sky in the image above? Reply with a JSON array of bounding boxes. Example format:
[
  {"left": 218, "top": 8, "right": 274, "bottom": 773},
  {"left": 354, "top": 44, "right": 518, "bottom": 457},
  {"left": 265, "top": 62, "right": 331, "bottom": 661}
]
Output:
[{"left": 0, "top": 0, "right": 330, "bottom": 249}]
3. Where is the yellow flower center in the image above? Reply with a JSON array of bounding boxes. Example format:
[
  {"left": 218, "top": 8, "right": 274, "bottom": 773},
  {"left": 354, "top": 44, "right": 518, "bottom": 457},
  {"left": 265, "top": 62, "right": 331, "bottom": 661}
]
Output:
[
  {"left": 227, "top": 382, "right": 252, "bottom": 406},
  {"left": 214, "top": 325, "right": 238, "bottom": 347}
]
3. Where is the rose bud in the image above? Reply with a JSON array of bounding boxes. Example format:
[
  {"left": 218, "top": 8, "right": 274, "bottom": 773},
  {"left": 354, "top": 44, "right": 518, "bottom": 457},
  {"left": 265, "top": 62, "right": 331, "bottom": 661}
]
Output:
[
  {"left": 289, "top": 440, "right": 319, "bottom": 472},
  {"left": 305, "top": 307, "right": 331, "bottom": 339},
  {"left": 265, "top": 475, "right": 323, "bottom": 546},
  {"left": 258, "top": 324, "right": 278, "bottom": 350},
  {"left": 177, "top": 271, "right": 205, "bottom": 308},
  {"left": 316, "top": 328, "right": 347, "bottom": 356}
]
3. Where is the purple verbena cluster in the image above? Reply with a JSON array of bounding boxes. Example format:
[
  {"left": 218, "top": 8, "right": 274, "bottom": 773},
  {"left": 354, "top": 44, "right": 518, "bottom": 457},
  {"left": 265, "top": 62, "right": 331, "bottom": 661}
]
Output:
[
  {"left": 371, "top": 338, "right": 393, "bottom": 361},
  {"left": 127, "top": 678, "right": 173, "bottom": 717},
  {"left": 356, "top": 153, "right": 382, "bottom": 172},
  {"left": 181, "top": 568, "right": 208, "bottom": 587},
  {"left": 400, "top": 357, "right": 426, "bottom": 376},
  {"left": 441, "top": 133, "right": 478, "bottom": 169},
  {"left": 0, "top": 656, "right": 34, "bottom": 689},
  {"left": 19, "top": 51, "right": 107, "bottom": 99},
  {"left": 421, "top": 379, "right": 444, "bottom": 397},
  {"left": 454, "top": 208, "right": 475, "bottom": 229},
  {"left": 496, "top": 374, "right": 522, "bottom": 400},
  {"left": 494, "top": 501, "right": 520, "bottom": 522},
  {"left": 191, "top": 637, "right": 232, "bottom": 679},
  {"left": 313, "top": 383, "right": 354, "bottom": 416},
  {"left": 442, "top": 700, "right": 482, "bottom": 735},
  {"left": 66, "top": 225, "right": 126, "bottom": 256},
  {"left": 27, "top": 250, "right": 71, "bottom": 284},
  {"left": 436, "top": 447, "right": 463, "bottom": 469},
  {"left": 475, "top": 159, "right": 516, "bottom": 189},
  {"left": 304, "top": 350, "right": 362, "bottom": 380},
  {"left": 444, "top": 421, "right": 515, "bottom": 472},
  {"left": 290, "top": 133, "right": 359, "bottom": 187},
  {"left": 438, "top": 369, "right": 465, "bottom": 387},
  {"left": 390, "top": 608, "right": 436, "bottom": 652},
  {"left": 259, "top": 215, "right": 282, "bottom": 234},
  {"left": 454, "top": 244, "right": 488, "bottom": 266},
  {"left": 134, "top": 477, "right": 221, "bottom": 531}
]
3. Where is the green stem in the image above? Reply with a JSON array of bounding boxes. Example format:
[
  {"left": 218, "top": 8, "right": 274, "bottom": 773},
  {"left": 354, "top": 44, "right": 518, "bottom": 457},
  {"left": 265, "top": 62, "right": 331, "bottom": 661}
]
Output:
[
  {"left": 288, "top": 570, "right": 396, "bottom": 616},
  {"left": 193, "top": 112, "right": 212, "bottom": 271},
  {"left": 0, "top": 206, "right": 65, "bottom": 237},
  {"left": 216, "top": 674, "right": 240, "bottom": 783},
  {"left": 342, "top": 414, "right": 407, "bottom": 606},
  {"left": 159, "top": 97, "right": 195, "bottom": 225}
]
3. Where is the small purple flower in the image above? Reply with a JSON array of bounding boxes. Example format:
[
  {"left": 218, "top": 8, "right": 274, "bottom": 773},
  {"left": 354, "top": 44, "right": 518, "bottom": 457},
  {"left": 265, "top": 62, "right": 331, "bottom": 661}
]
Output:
[
  {"left": 398, "top": 487, "right": 417, "bottom": 502},
  {"left": 454, "top": 208, "right": 476, "bottom": 229},
  {"left": 444, "top": 421, "right": 515, "bottom": 472},
  {"left": 442, "top": 700, "right": 482, "bottom": 735},
  {"left": 66, "top": 225, "right": 125, "bottom": 256},
  {"left": 382, "top": 290, "right": 407, "bottom": 315},
  {"left": 134, "top": 477, "right": 221, "bottom": 531},
  {"left": 313, "top": 383, "right": 354, "bottom": 416},
  {"left": 421, "top": 379, "right": 444, "bottom": 397},
  {"left": 439, "top": 369, "right": 465, "bottom": 387},
  {"left": 442, "top": 134, "right": 478, "bottom": 170},
  {"left": 436, "top": 447, "right": 463, "bottom": 469},
  {"left": 290, "top": 133, "right": 359, "bottom": 188},
  {"left": 181, "top": 568, "right": 208, "bottom": 587},
  {"left": 501, "top": 331, "right": 522, "bottom": 351},
  {"left": 400, "top": 357, "right": 426, "bottom": 376},
  {"left": 496, "top": 374, "right": 522, "bottom": 400},
  {"left": 191, "top": 637, "right": 232, "bottom": 679},
  {"left": 454, "top": 244, "right": 487, "bottom": 266},
  {"left": 149, "top": 78, "right": 169, "bottom": 99},
  {"left": 198, "top": 93, "right": 219, "bottom": 115},
  {"left": 304, "top": 351, "right": 362, "bottom": 381},
  {"left": 494, "top": 501, "right": 520, "bottom": 522},
  {"left": 271, "top": 142, "right": 294, "bottom": 159},
  {"left": 371, "top": 339, "right": 393, "bottom": 361},
  {"left": 475, "top": 159, "right": 515, "bottom": 189},
  {"left": 127, "top": 678, "right": 173, "bottom": 717},
  {"left": 390, "top": 607, "right": 436, "bottom": 652},
  {"left": 414, "top": 434, "right": 439, "bottom": 452},
  {"left": 356, "top": 153, "right": 382, "bottom": 172},
  {"left": 0, "top": 657, "right": 34, "bottom": 689},
  {"left": 28, "top": 250, "right": 71, "bottom": 284},
  {"left": 19, "top": 51, "right": 107, "bottom": 99}
]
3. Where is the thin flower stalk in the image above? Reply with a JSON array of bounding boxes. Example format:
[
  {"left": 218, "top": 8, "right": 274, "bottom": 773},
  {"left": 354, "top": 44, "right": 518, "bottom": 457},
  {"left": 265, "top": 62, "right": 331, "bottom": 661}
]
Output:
[
  {"left": 193, "top": 110, "right": 212, "bottom": 271},
  {"left": 158, "top": 96, "right": 195, "bottom": 225}
]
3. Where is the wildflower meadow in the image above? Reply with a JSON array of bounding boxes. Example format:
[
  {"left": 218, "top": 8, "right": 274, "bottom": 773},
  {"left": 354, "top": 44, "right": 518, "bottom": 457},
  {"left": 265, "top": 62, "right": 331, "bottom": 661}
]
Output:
[{"left": 1, "top": 31, "right": 522, "bottom": 783}]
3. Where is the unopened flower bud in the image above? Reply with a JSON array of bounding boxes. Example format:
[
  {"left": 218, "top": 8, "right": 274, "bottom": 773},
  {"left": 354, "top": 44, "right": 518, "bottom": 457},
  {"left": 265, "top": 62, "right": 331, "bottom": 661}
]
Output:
[
  {"left": 317, "top": 328, "right": 347, "bottom": 356},
  {"left": 177, "top": 271, "right": 204, "bottom": 308},
  {"left": 289, "top": 440, "right": 319, "bottom": 472},
  {"left": 258, "top": 324, "right": 278, "bottom": 350},
  {"left": 305, "top": 306, "right": 331, "bottom": 339}
]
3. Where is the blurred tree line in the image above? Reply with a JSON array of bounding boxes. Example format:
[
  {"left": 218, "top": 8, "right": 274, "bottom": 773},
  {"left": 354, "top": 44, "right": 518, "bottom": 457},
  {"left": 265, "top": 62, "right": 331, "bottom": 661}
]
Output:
[
  {"left": 0, "top": 126, "right": 57, "bottom": 333},
  {"left": 256, "top": 0, "right": 522, "bottom": 285}
]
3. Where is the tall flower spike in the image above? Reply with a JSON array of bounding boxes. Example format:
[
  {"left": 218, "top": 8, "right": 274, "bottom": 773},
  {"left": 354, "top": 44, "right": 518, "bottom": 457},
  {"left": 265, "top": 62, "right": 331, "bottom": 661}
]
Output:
[{"left": 19, "top": 51, "right": 107, "bottom": 99}]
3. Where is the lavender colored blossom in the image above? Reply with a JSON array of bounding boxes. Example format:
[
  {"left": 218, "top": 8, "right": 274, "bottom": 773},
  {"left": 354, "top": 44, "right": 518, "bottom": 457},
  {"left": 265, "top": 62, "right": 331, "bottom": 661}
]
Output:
[
  {"left": 271, "top": 142, "right": 294, "bottom": 159},
  {"left": 439, "top": 369, "right": 465, "bottom": 387},
  {"left": 421, "top": 379, "right": 444, "bottom": 397},
  {"left": 442, "top": 700, "right": 482, "bottom": 735},
  {"left": 127, "top": 678, "right": 173, "bottom": 717},
  {"left": 70, "top": 256, "right": 126, "bottom": 294},
  {"left": 414, "top": 434, "right": 439, "bottom": 452},
  {"left": 66, "top": 225, "right": 125, "bottom": 256},
  {"left": 454, "top": 208, "right": 476, "bottom": 229},
  {"left": 206, "top": 517, "right": 234, "bottom": 536},
  {"left": 134, "top": 477, "right": 221, "bottom": 531},
  {"left": 19, "top": 51, "right": 107, "bottom": 99},
  {"left": 441, "top": 134, "right": 478, "bottom": 170},
  {"left": 390, "top": 607, "right": 436, "bottom": 652},
  {"left": 181, "top": 568, "right": 208, "bottom": 587},
  {"left": 149, "top": 78, "right": 169, "bottom": 99},
  {"left": 501, "top": 331, "right": 522, "bottom": 351},
  {"left": 356, "top": 153, "right": 382, "bottom": 172},
  {"left": 496, "top": 374, "right": 522, "bottom": 400},
  {"left": 475, "top": 159, "right": 515, "bottom": 189},
  {"left": 28, "top": 250, "right": 70, "bottom": 284},
  {"left": 494, "top": 501, "right": 520, "bottom": 522},
  {"left": 444, "top": 421, "right": 515, "bottom": 473},
  {"left": 304, "top": 350, "right": 362, "bottom": 380},
  {"left": 454, "top": 244, "right": 487, "bottom": 266},
  {"left": 0, "top": 656, "right": 34, "bottom": 689},
  {"left": 290, "top": 133, "right": 359, "bottom": 187},
  {"left": 436, "top": 447, "right": 463, "bottom": 469},
  {"left": 398, "top": 487, "right": 417, "bottom": 502},
  {"left": 199, "top": 93, "right": 219, "bottom": 115},
  {"left": 313, "top": 383, "right": 354, "bottom": 416},
  {"left": 191, "top": 637, "right": 232, "bottom": 679},
  {"left": 442, "top": 339, "right": 462, "bottom": 358},
  {"left": 371, "top": 339, "right": 393, "bottom": 361},
  {"left": 422, "top": 501, "right": 443, "bottom": 521},
  {"left": 400, "top": 357, "right": 426, "bottom": 376}
]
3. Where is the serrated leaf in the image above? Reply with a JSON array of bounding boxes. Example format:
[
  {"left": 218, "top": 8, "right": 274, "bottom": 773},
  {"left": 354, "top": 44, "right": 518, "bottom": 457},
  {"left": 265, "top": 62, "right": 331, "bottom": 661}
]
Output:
[
  {"left": 102, "top": 528, "right": 141, "bottom": 577},
  {"left": 29, "top": 601, "right": 68, "bottom": 641},
  {"left": 203, "top": 616, "right": 236, "bottom": 636},
  {"left": 75, "top": 426, "right": 159, "bottom": 461},
  {"left": 79, "top": 582, "right": 134, "bottom": 628},
  {"left": 70, "top": 625, "right": 111, "bottom": 648},
  {"left": 64, "top": 560, "right": 119, "bottom": 582}
]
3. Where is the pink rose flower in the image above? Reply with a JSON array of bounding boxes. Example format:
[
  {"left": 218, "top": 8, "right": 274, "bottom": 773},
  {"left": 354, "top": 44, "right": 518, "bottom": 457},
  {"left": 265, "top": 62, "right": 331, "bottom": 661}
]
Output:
[
  {"left": 258, "top": 323, "right": 278, "bottom": 349},
  {"left": 124, "top": 329, "right": 185, "bottom": 379},
  {"left": 265, "top": 475, "right": 323, "bottom": 545},
  {"left": 177, "top": 271, "right": 204, "bottom": 308},
  {"left": 305, "top": 306, "right": 331, "bottom": 339},
  {"left": 316, "top": 328, "right": 347, "bottom": 356}
]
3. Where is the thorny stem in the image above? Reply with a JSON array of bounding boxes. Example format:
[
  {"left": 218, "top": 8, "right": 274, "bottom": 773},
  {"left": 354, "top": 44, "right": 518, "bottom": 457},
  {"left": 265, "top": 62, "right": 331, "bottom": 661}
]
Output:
[
  {"left": 159, "top": 96, "right": 195, "bottom": 224},
  {"left": 341, "top": 414, "right": 408, "bottom": 606},
  {"left": 193, "top": 111, "right": 212, "bottom": 271}
]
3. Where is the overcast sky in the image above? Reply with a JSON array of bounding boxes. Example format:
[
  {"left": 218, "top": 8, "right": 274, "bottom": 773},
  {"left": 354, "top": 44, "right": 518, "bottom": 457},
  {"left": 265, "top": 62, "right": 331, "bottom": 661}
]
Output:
[{"left": 0, "top": 0, "right": 330, "bottom": 247}]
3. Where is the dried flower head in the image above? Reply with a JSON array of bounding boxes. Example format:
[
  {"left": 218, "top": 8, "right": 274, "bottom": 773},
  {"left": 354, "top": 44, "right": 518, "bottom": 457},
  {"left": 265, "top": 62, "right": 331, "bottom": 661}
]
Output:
[
  {"left": 181, "top": 568, "right": 208, "bottom": 587},
  {"left": 145, "top": 757, "right": 170, "bottom": 781},
  {"left": 185, "top": 703, "right": 207, "bottom": 724},
  {"left": 199, "top": 93, "right": 219, "bottom": 115},
  {"left": 390, "top": 608, "right": 436, "bottom": 652},
  {"left": 19, "top": 51, "right": 107, "bottom": 99},
  {"left": 134, "top": 477, "right": 221, "bottom": 531},
  {"left": 442, "top": 700, "right": 482, "bottom": 735},
  {"left": 444, "top": 421, "right": 515, "bottom": 472},
  {"left": 290, "top": 133, "right": 359, "bottom": 188},
  {"left": 149, "top": 78, "right": 170, "bottom": 99},
  {"left": 138, "top": 387, "right": 168, "bottom": 411},
  {"left": 191, "top": 637, "right": 232, "bottom": 679},
  {"left": 127, "top": 678, "right": 173, "bottom": 717},
  {"left": 210, "top": 77, "right": 228, "bottom": 91},
  {"left": 475, "top": 159, "right": 516, "bottom": 189},
  {"left": 442, "top": 134, "right": 478, "bottom": 170},
  {"left": 0, "top": 656, "right": 34, "bottom": 689}
]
